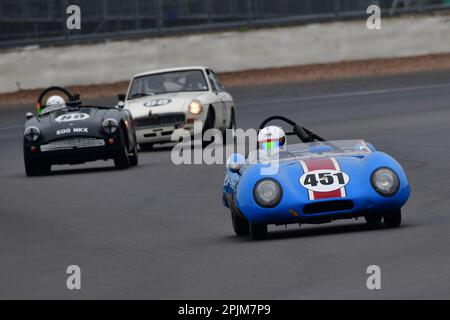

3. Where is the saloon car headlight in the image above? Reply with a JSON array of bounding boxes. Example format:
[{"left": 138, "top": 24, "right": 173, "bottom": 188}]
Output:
[
  {"left": 24, "top": 126, "right": 40, "bottom": 142},
  {"left": 102, "top": 118, "right": 118, "bottom": 134},
  {"left": 189, "top": 100, "right": 203, "bottom": 115},
  {"left": 371, "top": 168, "right": 400, "bottom": 196},
  {"left": 254, "top": 179, "right": 282, "bottom": 208}
]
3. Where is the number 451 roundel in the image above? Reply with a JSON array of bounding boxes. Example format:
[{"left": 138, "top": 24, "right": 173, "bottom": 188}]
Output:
[{"left": 300, "top": 169, "right": 349, "bottom": 193}]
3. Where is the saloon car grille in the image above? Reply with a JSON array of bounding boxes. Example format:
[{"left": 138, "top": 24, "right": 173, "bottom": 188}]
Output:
[
  {"left": 40, "top": 138, "right": 105, "bottom": 152},
  {"left": 134, "top": 113, "right": 185, "bottom": 128},
  {"left": 303, "top": 200, "right": 354, "bottom": 215}
]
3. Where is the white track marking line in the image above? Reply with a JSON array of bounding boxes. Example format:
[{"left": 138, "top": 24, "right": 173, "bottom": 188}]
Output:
[
  {"left": 0, "top": 125, "right": 22, "bottom": 131},
  {"left": 239, "top": 82, "right": 450, "bottom": 107},
  {"left": 1, "top": 82, "right": 450, "bottom": 131}
]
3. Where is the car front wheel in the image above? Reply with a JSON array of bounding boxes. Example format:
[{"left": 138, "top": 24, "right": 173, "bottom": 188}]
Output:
[
  {"left": 231, "top": 210, "right": 249, "bottom": 236},
  {"left": 364, "top": 213, "right": 383, "bottom": 227},
  {"left": 384, "top": 209, "right": 402, "bottom": 228},
  {"left": 114, "top": 130, "right": 130, "bottom": 170},
  {"left": 24, "top": 152, "right": 51, "bottom": 176},
  {"left": 223, "top": 109, "right": 236, "bottom": 145},
  {"left": 139, "top": 143, "right": 154, "bottom": 151},
  {"left": 202, "top": 108, "right": 215, "bottom": 148},
  {"left": 249, "top": 222, "right": 268, "bottom": 240},
  {"left": 129, "top": 143, "right": 139, "bottom": 166}
]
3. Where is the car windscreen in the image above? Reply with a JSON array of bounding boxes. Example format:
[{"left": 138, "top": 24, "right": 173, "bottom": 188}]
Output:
[
  {"left": 128, "top": 70, "right": 208, "bottom": 99},
  {"left": 39, "top": 105, "right": 111, "bottom": 116},
  {"left": 247, "top": 140, "right": 372, "bottom": 164},
  {"left": 40, "top": 104, "right": 68, "bottom": 115}
]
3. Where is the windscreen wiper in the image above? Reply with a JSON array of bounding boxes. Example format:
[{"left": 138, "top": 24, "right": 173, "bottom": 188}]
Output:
[{"left": 129, "top": 92, "right": 155, "bottom": 100}]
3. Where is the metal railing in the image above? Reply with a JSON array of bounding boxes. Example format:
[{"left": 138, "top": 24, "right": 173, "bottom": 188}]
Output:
[{"left": 0, "top": 0, "right": 449, "bottom": 48}]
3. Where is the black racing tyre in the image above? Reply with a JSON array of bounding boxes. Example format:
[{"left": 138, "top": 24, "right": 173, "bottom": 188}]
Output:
[
  {"left": 129, "top": 143, "right": 139, "bottom": 167},
  {"left": 384, "top": 209, "right": 402, "bottom": 228},
  {"left": 203, "top": 108, "right": 215, "bottom": 132},
  {"left": 202, "top": 108, "right": 215, "bottom": 148},
  {"left": 114, "top": 129, "right": 130, "bottom": 170},
  {"left": 364, "top": 214, "right": 383, "bottom": 227},
  {"left": 24, "top": 154, "right": 51, "bottom": 177},
  {"left": 223, "top": 109, "right": 236, "bottom": 145},
  {"left": 139, "top": 143, "right": 154, "bottom": 151},
  {"left": 231, "top": 210, "right": 249, "bottom": 236},
  {"left": 229, "top": 109, "right": 236, "bottom": 130},
  {"left": 249, "top": 222, "right": 268, "bottom": 240}
]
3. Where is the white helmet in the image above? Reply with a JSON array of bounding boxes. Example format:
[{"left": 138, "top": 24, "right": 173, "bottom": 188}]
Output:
[
  {"left": 258, "top": 126, "right": 286, "bottom": 151},
  {"left": 46, "top": 95, "right": 66, "bottom": 108}
]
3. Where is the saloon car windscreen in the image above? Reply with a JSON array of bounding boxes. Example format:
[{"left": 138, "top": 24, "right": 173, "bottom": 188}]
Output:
[{"left": 128, "top": 70, "right": 208, "bottom": 99}]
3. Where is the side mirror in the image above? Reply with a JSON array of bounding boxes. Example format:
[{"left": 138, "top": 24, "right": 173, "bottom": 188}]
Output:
[
  {"left": 227, "top": 153, "right": 245, "bottom": 174},
  {"left": 228, "top": 162, "right": 241, "bottom": 174},
  {"left": 118, "top": 94, "right": 126, "bottom": 102},
  {"left": 117, "top": 101, "right": 125, "bottom": 109},
  {"left": 25, "top": 112, "right": 34, "bottom": 120}
]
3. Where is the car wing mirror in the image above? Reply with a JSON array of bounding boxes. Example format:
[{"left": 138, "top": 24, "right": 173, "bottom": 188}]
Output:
[
  {"left": 227, "top": 153, "right": 245, "bottom": 174},
  {"left": 118, "top": 94, "right": 126, "bottom": 102},
  {"left": 228, "top": 162, "right": 241, "bottom": 174},
  {"left": 117, "top": 101, "right": 125, "bottom": 109},
  {"left": 25, "top": 112, "right": 34, "bottom": 120}
]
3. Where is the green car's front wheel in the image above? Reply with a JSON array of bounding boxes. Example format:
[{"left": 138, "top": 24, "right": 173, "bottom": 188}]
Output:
[
  {"left": 114, "top": 130, "right": 130, "bottom": 170},
  {"left": 24, "top": 152, "right": 51, "bottom": 177}
]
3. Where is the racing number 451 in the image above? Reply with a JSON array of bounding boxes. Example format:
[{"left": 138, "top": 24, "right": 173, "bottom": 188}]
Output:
[{"left": 303, "top": 172, "right": 345, "bottom": 187}]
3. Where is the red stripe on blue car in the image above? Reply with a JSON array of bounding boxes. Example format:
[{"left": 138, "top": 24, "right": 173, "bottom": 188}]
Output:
[{"left": 299, "top": 157, "right": 347, "bottom": 201}]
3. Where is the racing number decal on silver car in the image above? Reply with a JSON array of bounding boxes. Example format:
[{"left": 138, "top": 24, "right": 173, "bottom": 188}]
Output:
[
  {"left": 55, "top": 113, "right": 90, "bottom": 123},
  {"left": 299, "top": 158, "right": 349, "bottom": 200}
]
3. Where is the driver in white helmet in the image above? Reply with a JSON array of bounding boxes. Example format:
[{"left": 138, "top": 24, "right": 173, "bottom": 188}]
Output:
[
  {"left": 257, "top": 126, "right": 286, "bottom": 160},
  {"left": 46, "top": 95, "right": 66, "bottom": 109}
]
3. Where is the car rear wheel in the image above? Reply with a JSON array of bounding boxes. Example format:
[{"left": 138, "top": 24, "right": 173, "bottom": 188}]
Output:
[
  {"left": 114, "top": 130, "right": 130, "bottom": 170},
  {"left": 231, "top": 210, "right": 249, "bottom": 236},
  {"left": 249, "top": 222, "right": 268, "bottom": 240},
  {"left": 139, "top": 143, "right": 154, "bottom": 151},
  {"left": 384, "top": 209, "right": 402, "bottom": 228},
  {"left": 364, "top": 213, "right": 383, "bottom": 227}
]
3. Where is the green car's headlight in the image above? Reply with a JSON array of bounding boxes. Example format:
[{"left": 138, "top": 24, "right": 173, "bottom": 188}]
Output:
[
  {"left": 102, "top": 119, "right": 118, "bottom": 134},
  {"left": 24, "top": 126, "right": 40, "bottom": 142}
]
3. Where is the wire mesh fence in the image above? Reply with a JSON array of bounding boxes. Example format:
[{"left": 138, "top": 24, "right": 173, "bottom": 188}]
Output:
[{"left": 0, "top": 0, "right": 449, "bottom": 48}]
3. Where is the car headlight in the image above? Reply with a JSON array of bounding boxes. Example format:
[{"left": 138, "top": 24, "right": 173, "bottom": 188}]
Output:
[
  {"left": 254, "top": 178, "right": 283, "bottom": 208},
  {"left": 371, "top": 168, "right": 400, "bottom": 196},
  {"left": 24, "top": 126, "right": 40, "bottom": 142},
  {"left": 189, "top": 100, "right": 203, "bottom": 115},
  {"left": 103, "top": 118, "right": 118, "bottom": 134}
]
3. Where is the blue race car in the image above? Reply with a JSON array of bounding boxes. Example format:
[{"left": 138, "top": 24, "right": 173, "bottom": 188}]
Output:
[{"left": 222, "top": 116, "right": 411, "bottom": 240}]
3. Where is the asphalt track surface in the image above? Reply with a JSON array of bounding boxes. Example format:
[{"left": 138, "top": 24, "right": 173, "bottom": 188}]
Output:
[{"left": 1, "top": 71, "right": 450, "bottom": 299}]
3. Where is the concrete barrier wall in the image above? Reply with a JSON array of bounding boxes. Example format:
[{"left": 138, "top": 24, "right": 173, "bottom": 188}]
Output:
[{"left": 2, "top": 14, "right": 450, "bottom": 94}]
